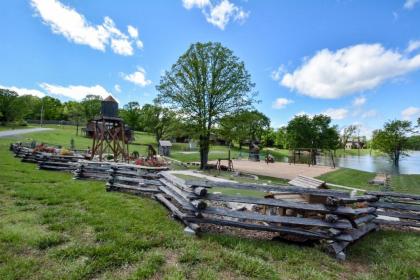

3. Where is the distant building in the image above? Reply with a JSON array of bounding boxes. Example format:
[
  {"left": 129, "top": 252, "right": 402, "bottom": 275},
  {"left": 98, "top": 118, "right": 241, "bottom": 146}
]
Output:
[
  {"left": 158, "top": 140, "right": 172, "bottom": 156},
  {"left": 345, "top": 140, "right": 365, "bottom": 149}
]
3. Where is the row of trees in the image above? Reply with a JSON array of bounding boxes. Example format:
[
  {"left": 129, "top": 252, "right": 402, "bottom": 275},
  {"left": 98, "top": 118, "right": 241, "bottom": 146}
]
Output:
[
  {"left": 0, "top": 89, "right": 104, "bottom": 126},
  {"left": 2, "top": 42, "right": 419, "bottom": 168}
]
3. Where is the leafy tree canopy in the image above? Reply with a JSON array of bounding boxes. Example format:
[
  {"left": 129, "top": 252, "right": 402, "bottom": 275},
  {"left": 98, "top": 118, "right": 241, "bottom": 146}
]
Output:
[
  {"left": 286, "top": 114, "right": 340, "bottom": 151},
  {"left": 156, "top": 42, "right": 257, "bottom": 168},
  {"left": 372, "top": 120, "right": 413, "bottom": 166}
]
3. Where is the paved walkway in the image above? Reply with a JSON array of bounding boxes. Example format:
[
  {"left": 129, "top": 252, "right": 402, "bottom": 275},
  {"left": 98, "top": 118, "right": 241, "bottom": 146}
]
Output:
[
  {"left": 0, "top": 128, "right": 52, "bottom": 138},
  {"left": 211, "top": 159, "right": 337, "bottom": 180}
]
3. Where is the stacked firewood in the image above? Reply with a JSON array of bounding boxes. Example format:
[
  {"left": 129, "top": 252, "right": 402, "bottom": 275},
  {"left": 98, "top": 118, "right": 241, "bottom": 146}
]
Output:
[{"left": 367, "top": 191, "right": 420, "bottom": 228}]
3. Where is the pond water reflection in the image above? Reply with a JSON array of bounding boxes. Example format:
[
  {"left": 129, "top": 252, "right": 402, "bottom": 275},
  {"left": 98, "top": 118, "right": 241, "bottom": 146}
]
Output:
[{"left": 279, "top": 151, "right": 420, "bottom": 175}]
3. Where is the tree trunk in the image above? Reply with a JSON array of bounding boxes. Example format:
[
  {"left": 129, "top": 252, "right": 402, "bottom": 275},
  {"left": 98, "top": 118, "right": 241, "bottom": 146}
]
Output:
[
  {"left": 199, "top": 134, "right": 210, "bottom": 169},
  {"left": 393, "top": 150, "right": 400, "bottom": 166}
]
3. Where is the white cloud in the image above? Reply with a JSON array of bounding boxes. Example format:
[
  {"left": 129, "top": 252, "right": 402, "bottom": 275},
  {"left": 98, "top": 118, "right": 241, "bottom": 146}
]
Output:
[
  {"left": 183, "top": 0, "right": 249, "bottom": 30},
  {"left": 361, "top": 109, "right": 377, "bottom": 119},
  {"left": 205, "top": 0, "right": 248, "bottom": 30},
  {"left": 110, "top": 38, "right": 133, "bottom": 56},
  {"left": 279, "top": 43, "right": 420, "bottom": 99},
  {"left": 271, "top": 65, "right": 286, "bottom": 81},
  {"left": 123, "top": 67, "right": 152, "bottom": 87},
  {"left": 406, "top": 40, "right": 420, "bottom": 53},
  {"left": 272, "top": 98, "right": 293, "bottom": 109},
  {"left": 136, "top": 40, "right": 144, "bottom": 49},
  {"left": 322, "top": 108, "right": 348, "bottom": 120},
  {"left": 353, "top": 96, "right": 366, "bottom": 106},
  {"left": 40, "top": 83, "right": 112, "bottom": 101},
  {"left": 114, "top": 84, "right": 121, "bottom": 93},
  {"left": 0, "top": 85, "right": 45, "bottom": 98},
  {"left": 183, "top": 0, "right": 210, "bottom": 9},
  {"left": 30, "top": 0, "right": 143, "bottom": 56},
  {"left": 127, "top": 25, "right": 138, "bottom": 38},
  {"left": 401, "top": 106, "right": 420, "bottom": 120},
  {"left": 404, "top": 0, "right": 419, "bottom": 9}
]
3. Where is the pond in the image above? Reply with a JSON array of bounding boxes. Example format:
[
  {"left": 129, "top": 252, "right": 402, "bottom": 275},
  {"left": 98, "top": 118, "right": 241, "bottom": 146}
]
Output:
[{"left": 279, "top": 151, "right": 420, "bottom": 175}]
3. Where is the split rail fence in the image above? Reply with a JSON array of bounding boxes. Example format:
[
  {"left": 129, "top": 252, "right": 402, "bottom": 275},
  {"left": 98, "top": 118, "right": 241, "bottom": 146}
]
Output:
[{"left": 9, "top": 143, "right": 420, "bottom": 260}]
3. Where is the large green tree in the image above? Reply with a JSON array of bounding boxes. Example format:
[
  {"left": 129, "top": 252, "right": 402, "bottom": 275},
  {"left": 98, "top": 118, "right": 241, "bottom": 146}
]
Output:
[
  {"left": 275, "top": 127, "right": 288, "bottom": 149},
  {"left": 157, "top": 42, "right": 256, "bottom": 168},
  {"left": 120, "top": 102, "right": 142, "bottom": 131},
  {"left": 63, "top": 101, "right": 85, "bottom": 135},
  {"left": 0, "top": 89, "right": 35, "bottom": 124},
  {"left": 81, "top": 95, "right": 102, "bottom": 121},
  {"left": 0, "top": 89, "right": 19, "bottom": 124},
  {"left": 219, "top": 110, "right": 269, "bottom": 149},
  {"left": 372, "top": 120, "right": 413, "bottom": 166},
  {"left": 141, "top": 104, "right": 176, "bottom": 144},
  {"left": 286, "top": 114, "right": 340, "bottom": 165},
  {"left": 40, "top": 96, "right": 63, "bottom": 121}
]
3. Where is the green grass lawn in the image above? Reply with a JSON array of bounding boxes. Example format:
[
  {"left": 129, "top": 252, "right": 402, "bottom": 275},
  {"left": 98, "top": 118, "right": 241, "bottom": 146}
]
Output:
[
  {"left": 1, "top": 126, "right": 420, "bottom": 279},
  {"left": 318, "top": 168, "right": 420, "bottom": 194}
]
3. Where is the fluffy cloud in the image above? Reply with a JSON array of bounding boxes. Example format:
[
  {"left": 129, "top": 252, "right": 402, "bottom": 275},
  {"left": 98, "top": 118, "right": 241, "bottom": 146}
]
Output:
[
  {"left": 272, "top": 98, "right": 293, "bottom": 109},
  {"left": 407, "top": 40, "right": 420, "bottom": 53},
  {"left": 114, "top": 84, "right": 121, "bottom": 93},
  {"left": 0, "top": 85, "right": 45, "bottom": 98},
  {"left": 404, "top": 0, "right": 419, "bottom": 9},
  {"left": 40, "top": 83, "right": 112, "bottom": 101},
  {"left": 322, "top": 108, "right": 348, "bottom": 120},
  {"left": 183, "top": 0, "right": 210, "bottom": 9},
  {"left": 271, "top": 65, "right": 286, "bottom": 81},
  {"left": 182, "top": 0, "right": 249, "bottom": 30},
  {"left": 123, "top": 67, "right": 152, "bottom": 87},
  {"left": 353, "top": 96, "right": 366, "bottom": 106},
  {"left": 278, "top": 43, "right": 420, "bottom": 99},
  {"left": 401, "top": 106, "right": 420, "bottom": 120},
  {"left": 127, "top": 25, "right": 138, "bottom": 38},
  {"left": 31, "top": 0, "right": 143, "bottom": 56}
]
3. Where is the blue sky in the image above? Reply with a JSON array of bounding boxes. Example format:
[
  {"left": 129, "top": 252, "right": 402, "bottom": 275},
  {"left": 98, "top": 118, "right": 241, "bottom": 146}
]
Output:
[{"left": 1, "top": 0, "right": 420, "bottom": 136}]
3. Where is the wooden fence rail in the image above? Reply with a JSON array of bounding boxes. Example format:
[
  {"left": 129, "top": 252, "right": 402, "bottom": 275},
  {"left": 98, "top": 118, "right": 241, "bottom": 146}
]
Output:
[
  {"left": 9, "top": 142, "right": 420, "bottom": 260},
  {"left": 366, "top": 191, "right": 420, "bottom": 228}
]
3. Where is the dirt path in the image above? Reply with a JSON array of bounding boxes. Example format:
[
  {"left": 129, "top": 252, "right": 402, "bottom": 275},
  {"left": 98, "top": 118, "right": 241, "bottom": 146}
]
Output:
[
  {"left": 0, "top": 128, "right": 52, "bottom": 138},
  {"left": 211, "top": 159, "right": 337, "bottom": 180}
]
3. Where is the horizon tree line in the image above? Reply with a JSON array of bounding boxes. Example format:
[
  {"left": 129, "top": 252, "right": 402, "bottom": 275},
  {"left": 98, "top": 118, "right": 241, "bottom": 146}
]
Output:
[{"left": 2, "top": 41, "right": 420, "bottom": 167}]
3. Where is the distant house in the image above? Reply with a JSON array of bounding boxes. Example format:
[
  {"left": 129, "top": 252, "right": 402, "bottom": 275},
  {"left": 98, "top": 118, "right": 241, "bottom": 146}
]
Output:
[
  {"left": 345, "top": 140, "right": 365, "bottom": 149},
  {"left": 159, "top": 140, "right": 172, "bottom": 156}
]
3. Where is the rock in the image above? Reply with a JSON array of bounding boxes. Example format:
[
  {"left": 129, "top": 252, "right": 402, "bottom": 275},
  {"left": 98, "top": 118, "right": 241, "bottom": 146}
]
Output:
[{"left": 184, "top": 226, "right": 196, "bottom": 235}]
